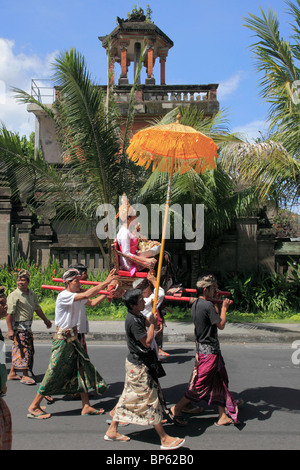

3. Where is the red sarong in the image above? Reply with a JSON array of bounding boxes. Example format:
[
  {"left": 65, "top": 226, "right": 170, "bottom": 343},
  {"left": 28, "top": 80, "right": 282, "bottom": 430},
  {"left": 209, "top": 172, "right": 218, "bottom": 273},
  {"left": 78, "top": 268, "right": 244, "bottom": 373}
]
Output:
[{"left": 185, "top": 352, "right": 238, "bottom": 422}]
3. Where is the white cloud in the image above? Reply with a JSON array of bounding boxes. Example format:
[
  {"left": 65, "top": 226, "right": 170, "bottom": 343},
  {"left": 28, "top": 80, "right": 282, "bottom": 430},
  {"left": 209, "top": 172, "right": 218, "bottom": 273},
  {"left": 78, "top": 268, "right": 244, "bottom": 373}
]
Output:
[
  {"left": 232, "top": 119, "right": 269, "bottom": 142},
  {"left": 0, "top": 38, "right": 58, "bottom": 137},
  {"left": 218, "top": 72, "right": 244, "bottom": 100}
]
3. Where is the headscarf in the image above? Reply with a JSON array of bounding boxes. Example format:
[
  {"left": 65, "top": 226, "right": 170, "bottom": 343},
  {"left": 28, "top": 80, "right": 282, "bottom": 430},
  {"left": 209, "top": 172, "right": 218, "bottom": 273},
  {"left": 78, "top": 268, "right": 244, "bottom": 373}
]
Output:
[
  {"left": 196, "top": 274, "right": 217, "bottom": 289},
  {"left": 17, "top": 269, "right": 30, "bottom": 282}
]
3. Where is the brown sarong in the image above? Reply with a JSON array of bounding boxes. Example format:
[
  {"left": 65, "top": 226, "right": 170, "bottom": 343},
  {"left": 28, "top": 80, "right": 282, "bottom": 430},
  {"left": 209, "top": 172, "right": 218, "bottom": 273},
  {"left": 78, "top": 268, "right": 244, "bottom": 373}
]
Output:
[
  {"left": 113, "top": 358, "right": 164, "bottom": 426},
  {"left": 11, "top": 330, "right": 34, "bottom": 371},
  {"left": 0, "top": 398, "right": 12, "bottom": 450}
]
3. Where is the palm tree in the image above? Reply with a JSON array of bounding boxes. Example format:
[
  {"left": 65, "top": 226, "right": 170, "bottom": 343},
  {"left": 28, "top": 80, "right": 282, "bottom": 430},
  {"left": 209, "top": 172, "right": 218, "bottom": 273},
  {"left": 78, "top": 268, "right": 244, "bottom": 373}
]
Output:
[
  {"left": 0, "top": 48, "right": 147, "bottom": 268},
  {"left": 221, "top": 0, "right": 300, "bottom": 207}
]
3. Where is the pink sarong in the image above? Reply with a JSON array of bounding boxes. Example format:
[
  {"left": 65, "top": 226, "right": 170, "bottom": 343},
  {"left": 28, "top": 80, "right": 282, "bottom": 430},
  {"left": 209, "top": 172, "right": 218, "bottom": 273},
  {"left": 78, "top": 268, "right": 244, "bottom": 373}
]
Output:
[{"left": 185, "top": 352, "right": 238, "bottom": 422}]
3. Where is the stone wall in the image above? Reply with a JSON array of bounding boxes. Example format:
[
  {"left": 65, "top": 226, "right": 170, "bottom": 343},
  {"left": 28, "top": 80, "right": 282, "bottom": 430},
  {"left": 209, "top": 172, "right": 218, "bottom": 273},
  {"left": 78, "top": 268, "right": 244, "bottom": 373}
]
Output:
[{"left": 211, "top": 217, "right": 276, "bottom": 275}]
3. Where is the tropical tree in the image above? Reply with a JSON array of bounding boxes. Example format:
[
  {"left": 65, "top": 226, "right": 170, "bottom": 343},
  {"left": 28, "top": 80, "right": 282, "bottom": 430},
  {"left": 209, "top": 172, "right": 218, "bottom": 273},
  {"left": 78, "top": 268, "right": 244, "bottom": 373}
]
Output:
[
  {"left": 221, "top": 0, "right": 300, "bottom": 208},
  {"left": 0, "top": 48, "right": 147, "bottom": 268}
]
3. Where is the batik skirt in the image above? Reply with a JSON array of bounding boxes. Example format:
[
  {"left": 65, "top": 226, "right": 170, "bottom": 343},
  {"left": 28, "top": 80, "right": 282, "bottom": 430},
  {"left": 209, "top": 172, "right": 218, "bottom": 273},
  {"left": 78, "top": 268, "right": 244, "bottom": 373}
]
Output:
[
  {"left": 12, "top": 330, "right": 34, "bottom": 371},
  {"left": 0, "top": 398, "right": 12, "bottom": 450},
  {"left": 38, "top": 336, "right": 108, "bottom": 397},
  {"left": 113, "top": 358, "right": 164, "bottom": 426},
  {"left": 185, "top": 350, "right": 238, "bottom": 422}
]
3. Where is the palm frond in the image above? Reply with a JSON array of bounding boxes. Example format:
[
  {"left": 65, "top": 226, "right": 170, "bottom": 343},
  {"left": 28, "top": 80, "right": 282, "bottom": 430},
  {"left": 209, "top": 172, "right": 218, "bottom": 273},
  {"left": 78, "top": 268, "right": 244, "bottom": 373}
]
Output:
[{"left": 244, "top": 3, "right": 300, "bottom": 153}]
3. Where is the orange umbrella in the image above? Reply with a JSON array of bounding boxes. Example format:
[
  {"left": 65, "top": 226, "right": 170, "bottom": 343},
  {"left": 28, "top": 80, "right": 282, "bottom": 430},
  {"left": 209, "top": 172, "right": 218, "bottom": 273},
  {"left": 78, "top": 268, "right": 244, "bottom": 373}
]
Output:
[{"left": 126, "top": 114, "right": 218, "bottom": 315}]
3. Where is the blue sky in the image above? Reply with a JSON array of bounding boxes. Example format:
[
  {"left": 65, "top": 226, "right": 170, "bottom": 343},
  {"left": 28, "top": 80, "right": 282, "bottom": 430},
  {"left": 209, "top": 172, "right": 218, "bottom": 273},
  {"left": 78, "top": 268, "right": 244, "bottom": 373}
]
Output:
[{"left": 0, "top": 0, "right": 293, "bottom": 140}]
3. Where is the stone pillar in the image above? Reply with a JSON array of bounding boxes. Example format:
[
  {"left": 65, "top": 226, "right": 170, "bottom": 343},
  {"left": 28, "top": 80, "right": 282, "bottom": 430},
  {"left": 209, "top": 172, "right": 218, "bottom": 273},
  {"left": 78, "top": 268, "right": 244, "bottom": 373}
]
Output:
[
  {"left": 119, "top": 42, "right": 129, "bottom": 85},
  {"left": 13, "top": 206, "right": 32, "bottom": 260},
  {"left": 257, "top": 228, "right": 276, "bottom": 274},
  {"left": 160, "top": 56, "right": 166, "bottom": 85},
  {"left": 145, "top": 44, "right": 155, "bottom": 84},
  {"left": 237, "top": 217, "right": 258, "bottom": 272}
]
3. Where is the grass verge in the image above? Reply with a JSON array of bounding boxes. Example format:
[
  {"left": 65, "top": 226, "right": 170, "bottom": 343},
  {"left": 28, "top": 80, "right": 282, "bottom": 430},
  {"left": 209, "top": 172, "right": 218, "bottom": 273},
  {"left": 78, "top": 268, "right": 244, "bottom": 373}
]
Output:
[{"left": 38, "top": 298, "right": 300, "bottom": 323}]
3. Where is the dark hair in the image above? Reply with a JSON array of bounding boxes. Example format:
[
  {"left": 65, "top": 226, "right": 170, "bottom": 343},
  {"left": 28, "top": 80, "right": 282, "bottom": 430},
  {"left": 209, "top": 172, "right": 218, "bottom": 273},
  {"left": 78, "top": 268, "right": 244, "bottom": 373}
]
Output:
[
  {"left": 122, "top": 288, "right": 142, "bottom": 310},
  {"left": 69, "top": 263, "right": 87, "bottom": 273},
  {"left": 136, "top": 279, "right": 153, "bottom": 293}
]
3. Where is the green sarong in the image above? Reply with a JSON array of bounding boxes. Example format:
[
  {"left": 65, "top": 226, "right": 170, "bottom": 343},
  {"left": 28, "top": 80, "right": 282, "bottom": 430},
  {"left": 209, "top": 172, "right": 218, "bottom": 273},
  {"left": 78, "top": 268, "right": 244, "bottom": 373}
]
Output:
[{"left": 38, "top": 337, "right": 108, "bottom": 396}]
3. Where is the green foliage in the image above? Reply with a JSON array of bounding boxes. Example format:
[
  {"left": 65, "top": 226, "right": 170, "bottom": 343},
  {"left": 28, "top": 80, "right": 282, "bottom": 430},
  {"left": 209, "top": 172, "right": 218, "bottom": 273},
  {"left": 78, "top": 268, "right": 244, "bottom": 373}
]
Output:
[
  {"left": 146, "top": 4, "right": 153, "bottom": 22},
  {"left": 19, "top": 133, "right": 35, "bottom": 159},
  {"left": 272, "top": 209, "right": 299, "bottom": 238},
  {"left": 7, "top": 225, "right": 19, "bottom": 267},
  {"left": 220, "top": 263, "right": 300, "bottom": 315},
  {"left": 0, "top": 260, "right": 299, "bottom": 322},
  {"left": 0, "top": 259, "right": 63, "bottom": 300}
]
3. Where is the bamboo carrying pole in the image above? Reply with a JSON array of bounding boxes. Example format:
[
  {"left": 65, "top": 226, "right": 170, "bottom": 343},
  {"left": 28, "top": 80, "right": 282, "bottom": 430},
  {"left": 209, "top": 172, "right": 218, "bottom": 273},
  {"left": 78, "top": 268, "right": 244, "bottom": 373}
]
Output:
[{"left": 151, "top": 157, "right": 175, "bottom": 317}]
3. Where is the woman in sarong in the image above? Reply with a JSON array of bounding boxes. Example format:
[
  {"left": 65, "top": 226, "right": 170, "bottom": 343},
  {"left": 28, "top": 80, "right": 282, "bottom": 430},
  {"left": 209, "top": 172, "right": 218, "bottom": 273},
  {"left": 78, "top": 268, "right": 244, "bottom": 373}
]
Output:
[
  {"left": 0, "top": 287, "right": 12, "bottom": 450},
  {"left": 27, "top": 268, "right": 118, "bottom": 420},
  {"left": 170, "top": 274, "right": 239, "bottom": 427},
  {"left": 105, "top": 288, "right": 185, "bottom": 450}
]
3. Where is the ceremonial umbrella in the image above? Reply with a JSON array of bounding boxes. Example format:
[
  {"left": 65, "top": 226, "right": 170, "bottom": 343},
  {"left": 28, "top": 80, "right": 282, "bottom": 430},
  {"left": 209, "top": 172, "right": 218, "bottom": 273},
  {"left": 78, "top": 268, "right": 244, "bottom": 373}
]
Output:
[{"left": 126, "top": 114, "right": 218, "bottom": 315}]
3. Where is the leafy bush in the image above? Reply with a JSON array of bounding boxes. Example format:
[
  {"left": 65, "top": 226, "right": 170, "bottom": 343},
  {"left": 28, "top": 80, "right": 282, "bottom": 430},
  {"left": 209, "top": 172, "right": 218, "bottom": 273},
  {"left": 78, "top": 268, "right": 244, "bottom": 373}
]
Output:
[
  {"left": 0, "top": 258, "right": 63, "bottom": 299},
  {"left": 219, "top": 262, "right": 300, "bottom": 315},
  {"left": 1, "top": 259, "right": 299, "bottom": 322}
]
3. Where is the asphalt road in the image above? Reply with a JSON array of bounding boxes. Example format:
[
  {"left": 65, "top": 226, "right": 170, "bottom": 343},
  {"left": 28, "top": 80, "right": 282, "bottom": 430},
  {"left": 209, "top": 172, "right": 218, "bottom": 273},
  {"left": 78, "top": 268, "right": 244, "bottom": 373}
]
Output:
[{"left": 3, "top": 341, "right": 300, "bottom": 454}]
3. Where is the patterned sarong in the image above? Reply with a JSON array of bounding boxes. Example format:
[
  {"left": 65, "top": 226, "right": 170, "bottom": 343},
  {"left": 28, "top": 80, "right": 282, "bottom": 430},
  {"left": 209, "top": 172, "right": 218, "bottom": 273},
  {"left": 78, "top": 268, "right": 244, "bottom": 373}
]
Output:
[
  {"left": 38, "top": 335, "right": 108, "bottom": 397},
  {"left": 11, "top": 330, "right": 34, "bottom": 372},
  {"left": 0, "top": 398, "right": 12, "bottom": 450},
  {"left": 113, "top": 358, "right": 164, "bottom": 426},
  {"left": 185, "top": 351, "right": 238, "bottom": 422}
]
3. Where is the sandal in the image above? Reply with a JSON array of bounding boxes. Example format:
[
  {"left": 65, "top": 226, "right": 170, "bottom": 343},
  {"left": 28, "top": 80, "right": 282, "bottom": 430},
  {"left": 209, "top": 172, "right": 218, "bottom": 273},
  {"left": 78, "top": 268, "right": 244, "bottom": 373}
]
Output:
[
  {"left": 104, "top": 434, "right": 130, "bottom": 442},
  {"left": 160, "top": 438, "right": 185, "bottom": 450},
  {"left": 27, "top": 411, "right": 51, "bottom": 420},
  {"left": 45, "top": 396, "right": 54, "bottom": 405},
  {"left": 169, "top": 413, "right": 188, "bottom": 427},
  {"left": 21, "top": 377, "right": 36, "bottom": 385},
  {"left": 182, "top": 405, "right": 204, "bottom": 415}
]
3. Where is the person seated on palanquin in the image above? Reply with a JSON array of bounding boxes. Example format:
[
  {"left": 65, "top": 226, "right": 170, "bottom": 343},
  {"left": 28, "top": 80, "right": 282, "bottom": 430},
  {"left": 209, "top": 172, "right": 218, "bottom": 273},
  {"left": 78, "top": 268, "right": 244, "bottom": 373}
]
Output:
[{"left": 116, "top": 194, "right": 158, "bottom": 275}]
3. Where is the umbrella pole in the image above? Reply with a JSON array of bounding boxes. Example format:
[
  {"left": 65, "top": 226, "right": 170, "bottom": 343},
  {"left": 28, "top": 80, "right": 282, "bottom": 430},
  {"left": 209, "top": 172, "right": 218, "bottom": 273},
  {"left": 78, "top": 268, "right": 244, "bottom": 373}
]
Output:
[{"left": 151, "top": 158, "right": 175, "bottom": 316}]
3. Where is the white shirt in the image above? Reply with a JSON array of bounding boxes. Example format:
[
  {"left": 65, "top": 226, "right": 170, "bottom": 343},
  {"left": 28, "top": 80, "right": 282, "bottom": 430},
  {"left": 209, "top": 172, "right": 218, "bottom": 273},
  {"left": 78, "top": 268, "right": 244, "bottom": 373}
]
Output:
[
  {"left": 142, "top": 287, "right": 165, "bottom": 319},
  {"left": 142, "top": 287, "right": 165, "bottom": 353},
  {"left": 117, "top": 225, "right": 135, "bottom": 271},
  {"left": 55, "top": 290, "right": 88, "bottom": 330},
  {"left": 0, "top": 339, "right": 5, "bottom": 365},
  {"left": 77, "top": 304, "right": 89, "bottom": 334}
]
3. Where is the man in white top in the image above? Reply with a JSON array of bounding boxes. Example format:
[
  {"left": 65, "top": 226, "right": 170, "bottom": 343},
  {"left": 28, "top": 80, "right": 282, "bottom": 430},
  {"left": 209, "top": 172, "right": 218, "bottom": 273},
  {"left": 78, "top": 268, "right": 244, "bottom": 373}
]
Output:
[
  {"left": 137, "top": 271, "right": 165, "bottom": 357},
  {"left": 27, "top": 268, "right": 118, "bottom": 420},
  {"left": 68, "top": 263, "right": 99, "bottom": 352}
]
